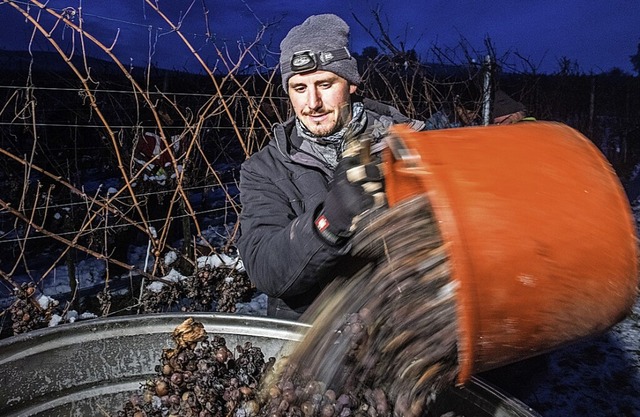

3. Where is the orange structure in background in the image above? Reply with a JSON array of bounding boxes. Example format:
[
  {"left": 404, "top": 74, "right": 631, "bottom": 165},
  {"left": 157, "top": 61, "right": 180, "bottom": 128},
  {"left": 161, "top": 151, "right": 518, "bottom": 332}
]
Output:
[{"left": 384, "top": 122, "right": 639, "bottom": 384}]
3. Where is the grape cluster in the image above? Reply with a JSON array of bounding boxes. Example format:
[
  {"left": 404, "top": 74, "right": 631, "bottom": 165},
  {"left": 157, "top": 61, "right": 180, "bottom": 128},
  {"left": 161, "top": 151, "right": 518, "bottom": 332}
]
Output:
[
  {"left": 141, "top": 279, "right": 184, "bottom": 313},
  {"left": 7, "top": 282, "right": 56, "bottom": 335},
  {"left": 183, "top": 265, "right": 218, "bottom": 310},
  {"left": 212, "top": 267, "right": 254, "bottom": 313},
  {"left": 117, "top": 318, "right": 271, "bottom": 417},
  {"left": 141, "top": 263, "right": 254, "bottom": 313}
]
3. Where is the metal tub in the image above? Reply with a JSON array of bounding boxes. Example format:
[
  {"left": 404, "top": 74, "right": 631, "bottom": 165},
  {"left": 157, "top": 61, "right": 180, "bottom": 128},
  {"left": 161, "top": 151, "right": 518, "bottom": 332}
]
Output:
[{"left": 0, "top": 313, "right": 540, "bottom": 417}]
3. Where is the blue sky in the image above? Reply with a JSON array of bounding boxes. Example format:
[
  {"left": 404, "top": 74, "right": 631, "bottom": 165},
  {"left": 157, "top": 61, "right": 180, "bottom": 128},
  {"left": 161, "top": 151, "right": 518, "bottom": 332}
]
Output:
[{"left": 1, "top": 0, "right": 639, "bottom": 75}]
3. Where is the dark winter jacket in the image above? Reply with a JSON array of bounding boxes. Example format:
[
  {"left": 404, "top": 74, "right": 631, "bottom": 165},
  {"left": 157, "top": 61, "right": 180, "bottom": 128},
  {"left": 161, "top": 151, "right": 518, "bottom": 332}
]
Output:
[{"left": 237, "top": 98, "right": 429, "bottom": 320}]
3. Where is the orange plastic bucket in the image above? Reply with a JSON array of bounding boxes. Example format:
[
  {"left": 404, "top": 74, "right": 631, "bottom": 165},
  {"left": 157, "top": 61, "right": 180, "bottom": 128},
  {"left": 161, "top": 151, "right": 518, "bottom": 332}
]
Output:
[{"left": 383, "top": 122, "right": 639, "bottom": 383}]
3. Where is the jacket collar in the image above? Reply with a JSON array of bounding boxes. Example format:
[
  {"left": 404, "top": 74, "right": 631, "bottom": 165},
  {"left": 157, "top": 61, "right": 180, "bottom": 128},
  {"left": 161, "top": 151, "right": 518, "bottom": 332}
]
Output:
[{"left": 270, "top": 97, "right": 397, "bottom": 166}]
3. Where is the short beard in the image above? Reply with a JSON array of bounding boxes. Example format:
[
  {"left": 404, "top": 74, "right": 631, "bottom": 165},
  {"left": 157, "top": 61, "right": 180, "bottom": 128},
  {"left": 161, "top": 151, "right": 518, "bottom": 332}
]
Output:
[
  {"left": 304, "top": 103, "right": 352, "bottom": 137},
  {"left": 306, "top": 119, "right": 344, "bottom": 137}
]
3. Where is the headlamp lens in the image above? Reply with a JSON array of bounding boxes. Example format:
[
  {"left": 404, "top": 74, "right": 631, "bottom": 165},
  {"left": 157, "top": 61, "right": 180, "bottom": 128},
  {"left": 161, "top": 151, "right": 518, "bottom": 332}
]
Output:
[{"left": 290, "top": 50, "right": 317, "bottom": 73}]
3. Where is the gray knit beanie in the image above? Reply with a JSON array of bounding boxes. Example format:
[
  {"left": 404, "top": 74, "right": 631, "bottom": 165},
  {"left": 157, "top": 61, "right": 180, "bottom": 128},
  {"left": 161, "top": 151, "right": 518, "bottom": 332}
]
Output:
[{"left": 279, "top": 14, "right": 361, "bottom": 91}]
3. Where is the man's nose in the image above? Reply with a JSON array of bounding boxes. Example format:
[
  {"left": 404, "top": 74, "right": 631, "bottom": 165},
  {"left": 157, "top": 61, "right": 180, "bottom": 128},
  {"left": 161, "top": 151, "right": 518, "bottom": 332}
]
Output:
[{"left": 307, "top": 88, "right": 322, "bottom": 110}]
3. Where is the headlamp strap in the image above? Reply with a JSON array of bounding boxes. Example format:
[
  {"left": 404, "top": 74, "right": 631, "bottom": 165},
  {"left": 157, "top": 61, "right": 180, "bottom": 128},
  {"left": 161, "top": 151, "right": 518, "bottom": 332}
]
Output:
[
  {"left": 284, "top": 47, "right": 352, "bottom": 74},
  {"left": 318, "top": 47, "right": 351, "bottom": 64}
]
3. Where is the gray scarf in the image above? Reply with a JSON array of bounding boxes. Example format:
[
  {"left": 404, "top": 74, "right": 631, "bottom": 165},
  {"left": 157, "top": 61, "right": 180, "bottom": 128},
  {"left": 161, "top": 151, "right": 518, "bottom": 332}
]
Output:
[{"left": 295, "top": 101, "right": 366, "bottom": 169}]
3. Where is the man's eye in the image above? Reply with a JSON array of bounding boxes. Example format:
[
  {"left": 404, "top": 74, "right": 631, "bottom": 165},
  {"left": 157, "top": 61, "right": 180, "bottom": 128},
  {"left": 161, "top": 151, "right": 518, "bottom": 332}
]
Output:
[
  {"left": 319, "top": 82, "right": 332, "bottom": 89},
  {"left": 293, "top": 86, "right": 306, "bottom": 93}
]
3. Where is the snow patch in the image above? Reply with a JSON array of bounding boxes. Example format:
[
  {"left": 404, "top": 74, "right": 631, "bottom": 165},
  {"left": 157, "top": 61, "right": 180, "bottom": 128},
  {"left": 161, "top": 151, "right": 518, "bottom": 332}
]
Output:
[
  {"left": 164, "top": 251, "right": 178, "bottom": 266},
  {"left": 37, "top": 295, "right": 59, "bottom": 310},
  {"left": 146, "top": 268, "right": 187, "bottom": 293},
  {"left": 197, "top": 254, "right": 245, "bottom": 272}
]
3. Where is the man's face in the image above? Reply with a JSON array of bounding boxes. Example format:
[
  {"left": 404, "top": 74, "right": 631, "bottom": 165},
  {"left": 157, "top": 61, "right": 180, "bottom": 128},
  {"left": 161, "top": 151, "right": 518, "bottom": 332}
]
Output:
[{"left": 288, "top": 70, "right": 358, "bottom": 137}]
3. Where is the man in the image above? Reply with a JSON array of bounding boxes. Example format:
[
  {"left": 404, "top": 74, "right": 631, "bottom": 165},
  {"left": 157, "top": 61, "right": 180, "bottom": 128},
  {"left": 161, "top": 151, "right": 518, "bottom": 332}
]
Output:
[
  {"left": 237, "top": 14, "right": 428, "bottom": 320},
  {"left": 492, "top": 90, "right": 535, "bottom": 125}
]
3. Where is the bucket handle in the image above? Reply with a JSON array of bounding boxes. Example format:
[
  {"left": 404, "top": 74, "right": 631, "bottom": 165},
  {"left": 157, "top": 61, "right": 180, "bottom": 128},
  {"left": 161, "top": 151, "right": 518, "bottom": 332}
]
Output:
[{"left": 385, "top": 132, "right": 426, "bottom": 172}]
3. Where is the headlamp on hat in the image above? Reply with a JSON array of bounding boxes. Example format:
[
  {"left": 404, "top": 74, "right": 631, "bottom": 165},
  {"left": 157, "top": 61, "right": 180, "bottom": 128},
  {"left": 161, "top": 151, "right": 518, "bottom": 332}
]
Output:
[{"left": 286, "top": 47, "right": 352, "bottom": 74}]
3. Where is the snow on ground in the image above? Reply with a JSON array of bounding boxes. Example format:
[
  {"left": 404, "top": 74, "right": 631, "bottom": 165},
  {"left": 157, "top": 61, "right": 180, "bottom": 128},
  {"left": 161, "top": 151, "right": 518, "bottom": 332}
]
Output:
[
  {"left": 480, "top": 195, "right": 640, "bottom": 416},
  {"left": 484, "top": 295, "right": 640, "bottom": 416}
]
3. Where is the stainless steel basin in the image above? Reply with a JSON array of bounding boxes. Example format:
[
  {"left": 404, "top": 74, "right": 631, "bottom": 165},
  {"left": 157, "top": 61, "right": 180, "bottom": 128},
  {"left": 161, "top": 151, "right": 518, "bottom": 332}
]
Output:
[{"left": 0, "top": 313, "right": 540, "bottom": 417}]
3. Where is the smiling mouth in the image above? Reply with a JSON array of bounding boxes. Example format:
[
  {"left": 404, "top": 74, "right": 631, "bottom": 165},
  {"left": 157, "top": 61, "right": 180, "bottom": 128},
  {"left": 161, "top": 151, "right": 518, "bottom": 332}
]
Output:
[{"left": 307, "top": 113, "right": 328, "bottom": 122}]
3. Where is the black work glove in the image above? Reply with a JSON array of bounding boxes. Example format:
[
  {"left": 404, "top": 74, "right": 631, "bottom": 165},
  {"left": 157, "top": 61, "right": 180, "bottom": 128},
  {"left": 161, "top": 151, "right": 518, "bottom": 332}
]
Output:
[{"left": 315, "top": 154, "right": 386, "bottom": 245}]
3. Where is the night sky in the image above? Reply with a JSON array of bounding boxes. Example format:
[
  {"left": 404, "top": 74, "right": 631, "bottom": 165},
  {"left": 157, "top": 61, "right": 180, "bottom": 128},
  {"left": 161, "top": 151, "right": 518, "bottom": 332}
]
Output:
[{"left": 1, "top": 0, "right": 639, "bottom": 75}]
